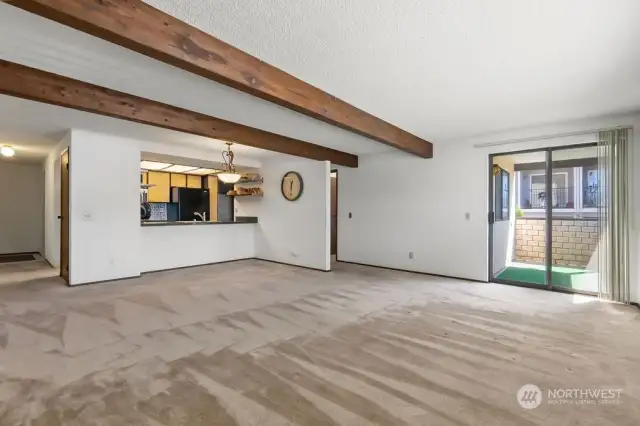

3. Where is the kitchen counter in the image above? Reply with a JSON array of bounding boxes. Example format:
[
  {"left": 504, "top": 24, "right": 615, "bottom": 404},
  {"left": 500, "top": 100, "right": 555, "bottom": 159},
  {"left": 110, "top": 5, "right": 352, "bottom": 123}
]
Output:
[
  {"left": 140, "top": 218, "right": 256, "bottom": 272},
  {"left": 141, "top": 216, "right": 258, "bottom": 226}
]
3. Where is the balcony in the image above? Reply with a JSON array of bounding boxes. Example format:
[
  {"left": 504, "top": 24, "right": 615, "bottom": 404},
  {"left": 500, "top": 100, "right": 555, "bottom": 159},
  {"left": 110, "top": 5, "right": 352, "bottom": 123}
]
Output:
[{"left": 521, "top": 185, "right": 599, "bottom": 211}]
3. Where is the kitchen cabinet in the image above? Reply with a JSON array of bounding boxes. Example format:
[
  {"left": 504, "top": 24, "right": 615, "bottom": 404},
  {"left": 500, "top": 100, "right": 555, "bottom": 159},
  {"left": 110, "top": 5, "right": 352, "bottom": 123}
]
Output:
[
  {"left": 187, "top": 175, "right": 202, "bottom": 189},
  {"left": 171, "top": 173, "right": 187, "bottom": 188},
  {"left": 147, "top": 171, "right": 170, "bottom": 202},
  {"left": 206, "top": 175, "right": 218, "bottom": 221}
]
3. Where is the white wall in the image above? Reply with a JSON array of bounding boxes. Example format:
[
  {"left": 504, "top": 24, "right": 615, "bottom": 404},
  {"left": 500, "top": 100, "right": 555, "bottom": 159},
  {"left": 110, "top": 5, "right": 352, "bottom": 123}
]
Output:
[
  {"left": 43, "top": 132, "right": 70, "bottom": 266},
  {"left": 237, "top": 158, "right": 330, "bottom": 271},
  {"left": 0, "top": 161, "right": 44, "bottom": 255},
  {"left": 140, "top": 224, "right": 255, "bottom": 272},
  {"left": 69, "top": 130, "right": 141, "bottom": 284},
  {"left": 338, "top": 113, "right": 640, "bottom": 302}
]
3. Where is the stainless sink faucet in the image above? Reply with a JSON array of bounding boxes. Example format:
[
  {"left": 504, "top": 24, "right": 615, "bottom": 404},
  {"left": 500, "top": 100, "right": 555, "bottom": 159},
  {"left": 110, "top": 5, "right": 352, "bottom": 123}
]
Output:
[{"left": 194, "top": 212, "right": 207, "bottom": 221}]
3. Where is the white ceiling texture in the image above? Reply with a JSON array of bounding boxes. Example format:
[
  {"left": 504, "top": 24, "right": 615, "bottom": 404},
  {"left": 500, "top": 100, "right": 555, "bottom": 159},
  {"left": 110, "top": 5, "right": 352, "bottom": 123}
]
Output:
[
  {"left": 0, "top": 0, "right": 639, "bottom": 161},
  {"left": 146, "top": 0, "right": 640, "bottom": 139}
]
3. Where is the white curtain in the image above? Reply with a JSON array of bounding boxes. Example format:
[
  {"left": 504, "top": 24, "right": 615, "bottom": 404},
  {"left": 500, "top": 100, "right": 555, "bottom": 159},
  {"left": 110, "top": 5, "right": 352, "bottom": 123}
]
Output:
[{"left": 597, "top": 129, "right": 631, "bottom": 303}]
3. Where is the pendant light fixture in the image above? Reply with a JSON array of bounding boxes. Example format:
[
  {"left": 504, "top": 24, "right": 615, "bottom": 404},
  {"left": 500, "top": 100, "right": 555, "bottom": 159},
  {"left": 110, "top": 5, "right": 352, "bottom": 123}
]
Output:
[{"left": 217, "top": 142, "right": 242, "bottom": 184}]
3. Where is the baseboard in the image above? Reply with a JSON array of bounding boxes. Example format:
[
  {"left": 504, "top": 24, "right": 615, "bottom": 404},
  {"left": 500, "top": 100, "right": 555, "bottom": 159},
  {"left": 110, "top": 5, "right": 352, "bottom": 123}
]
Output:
[
  {"left": 0, "top": 251, "right": 39, "bottom": 256},
  {"left": 141, "top": 258, "right": 254, "bottom": 275},
  {"left": 336, "top": 260, "right": 486, "bottom": 283},
  {"left": 67, "top": 274, "right": 142, "bottom": 287},
  {"left": 255, "top": 258, "right": 331, "bottom": 273}
]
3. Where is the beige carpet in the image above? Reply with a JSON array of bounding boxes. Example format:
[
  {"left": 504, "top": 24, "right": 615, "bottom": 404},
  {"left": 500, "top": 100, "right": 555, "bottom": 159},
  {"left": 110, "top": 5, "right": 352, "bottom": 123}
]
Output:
[{"left": 0, "top": 259, "right": 638, "bottom": 425}]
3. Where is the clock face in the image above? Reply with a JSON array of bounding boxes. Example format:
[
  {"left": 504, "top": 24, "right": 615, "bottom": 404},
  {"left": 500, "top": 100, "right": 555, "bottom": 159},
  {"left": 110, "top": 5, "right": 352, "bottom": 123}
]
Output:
[{"left": 281, "top": 171, "right": 303, "bottom": 201}]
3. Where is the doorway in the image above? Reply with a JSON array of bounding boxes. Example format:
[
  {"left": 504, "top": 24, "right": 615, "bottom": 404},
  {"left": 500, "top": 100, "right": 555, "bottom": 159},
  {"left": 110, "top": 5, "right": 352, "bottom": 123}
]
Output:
[
  {"left": 60, "top": 149, "right": 70, "bottom": 283},
  {"left": 330, "top": 170, "right": 338, "bottom": 260},
  {"left": 489, "top": 143, "right": 600, "bottom": 295}
]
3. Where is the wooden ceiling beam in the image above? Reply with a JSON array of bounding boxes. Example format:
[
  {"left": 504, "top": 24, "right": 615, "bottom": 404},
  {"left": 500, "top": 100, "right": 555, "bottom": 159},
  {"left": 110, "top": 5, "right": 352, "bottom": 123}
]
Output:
[
  {"left": 0, "top": 60, "right": 358, "bottom": 167},
  {"left": 5, "top": 0, "right": 433, "bottom": 158}
]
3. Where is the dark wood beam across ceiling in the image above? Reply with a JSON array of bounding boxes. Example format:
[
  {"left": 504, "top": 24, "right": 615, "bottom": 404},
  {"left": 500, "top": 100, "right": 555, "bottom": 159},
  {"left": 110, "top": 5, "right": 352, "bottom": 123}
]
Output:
[
  {"left": 4, "top": 0, "right": 434, "bottom": 158},
  {"left": 0, "top": 60, "right": 358, "bottom": 167}
]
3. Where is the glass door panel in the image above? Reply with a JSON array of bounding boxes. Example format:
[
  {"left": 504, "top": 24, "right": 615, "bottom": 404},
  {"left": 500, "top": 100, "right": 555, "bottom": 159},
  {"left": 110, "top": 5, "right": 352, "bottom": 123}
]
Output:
[
  {"left": 550, "top": 145, "right": 599, "bottom": 293},
  {"left": 491, "top": 152, "right": 547, "bottom": 287}
]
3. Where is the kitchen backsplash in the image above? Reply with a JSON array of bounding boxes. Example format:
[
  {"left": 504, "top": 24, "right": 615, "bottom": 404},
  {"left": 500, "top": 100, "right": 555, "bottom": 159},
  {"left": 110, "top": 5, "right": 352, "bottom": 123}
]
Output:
[{"left": 149, "top": 203, "right": 168, "bottom": 221}]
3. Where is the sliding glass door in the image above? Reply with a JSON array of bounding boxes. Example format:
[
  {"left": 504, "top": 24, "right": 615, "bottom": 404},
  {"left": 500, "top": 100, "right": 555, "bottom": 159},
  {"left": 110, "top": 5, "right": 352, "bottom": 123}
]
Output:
[
  {"left": 490, "top": 150, "right": 549, "bottom": 288},
  {"left": 489, "top": 143, "right": 601, "bottom": 295},
  {"left": 549, "top": 145, "right": 599, "bottom": 293}
]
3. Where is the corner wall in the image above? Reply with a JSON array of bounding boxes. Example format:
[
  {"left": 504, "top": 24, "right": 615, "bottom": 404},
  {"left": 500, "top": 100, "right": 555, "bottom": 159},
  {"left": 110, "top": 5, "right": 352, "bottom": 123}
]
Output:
[
  {"left": 68, "top": 130, "right": 141, "bottom": 284},
  {"left": 43, "top": 132, "right": 70, "bottom": 266},
  {"left": 237, "top": 158, "right": 330, "bottom": 271}
]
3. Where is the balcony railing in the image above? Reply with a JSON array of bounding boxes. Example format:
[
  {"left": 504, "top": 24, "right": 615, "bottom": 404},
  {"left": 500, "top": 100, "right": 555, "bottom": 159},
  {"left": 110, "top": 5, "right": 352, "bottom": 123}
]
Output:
[
  {"left": 583, "top": 185, "right": 599, "bottom": 208},
  {"left": 522, "top": 185, "right": 600, "bottom": 209}
]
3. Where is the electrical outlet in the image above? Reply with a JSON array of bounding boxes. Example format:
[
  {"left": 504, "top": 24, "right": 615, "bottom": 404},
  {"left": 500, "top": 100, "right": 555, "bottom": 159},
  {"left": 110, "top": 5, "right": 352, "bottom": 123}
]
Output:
[
  {"left": 349, "top": 212, "right": 352, "bottom": 219},
  {"left": 409, "top": 252, "right": 414, "bottom": 259}
]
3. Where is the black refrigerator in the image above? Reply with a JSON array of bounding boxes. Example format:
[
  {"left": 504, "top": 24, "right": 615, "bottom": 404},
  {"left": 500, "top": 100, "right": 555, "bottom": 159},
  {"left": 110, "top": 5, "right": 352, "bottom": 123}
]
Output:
[{"left": 171, "top": 187, "right": 210, "bottom": 221}]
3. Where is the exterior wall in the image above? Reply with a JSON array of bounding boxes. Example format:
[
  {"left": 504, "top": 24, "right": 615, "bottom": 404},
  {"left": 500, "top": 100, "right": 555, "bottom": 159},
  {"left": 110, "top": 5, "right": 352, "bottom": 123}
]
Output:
[{"left": 514, "top": 218, "right": 598, "bottom": 268}]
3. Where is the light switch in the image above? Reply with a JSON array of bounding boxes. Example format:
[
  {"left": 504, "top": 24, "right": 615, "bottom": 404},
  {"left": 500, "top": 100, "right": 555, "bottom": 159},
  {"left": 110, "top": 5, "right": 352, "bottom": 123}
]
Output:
[{"left": 465, "top": 212, "right": 471, "bottom": 221}]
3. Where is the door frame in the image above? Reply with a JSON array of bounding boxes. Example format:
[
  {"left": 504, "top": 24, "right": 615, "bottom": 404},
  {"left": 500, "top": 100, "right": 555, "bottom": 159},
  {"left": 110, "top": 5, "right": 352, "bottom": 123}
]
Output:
[
  {"left": 488, "top": 143, "right": 599, "bottom": 295},
  {"left": 60, "top": 148, "right": 70, "bottom": 284},
  {"left": 330, "top": 169, "right": 338, "bottom": 259}
]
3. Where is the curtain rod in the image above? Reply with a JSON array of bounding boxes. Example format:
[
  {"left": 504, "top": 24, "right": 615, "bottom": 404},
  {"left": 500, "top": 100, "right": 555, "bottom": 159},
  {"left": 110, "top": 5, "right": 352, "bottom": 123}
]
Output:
[{"left": 473, "top": 125, "right": 632, "bottom": 148}]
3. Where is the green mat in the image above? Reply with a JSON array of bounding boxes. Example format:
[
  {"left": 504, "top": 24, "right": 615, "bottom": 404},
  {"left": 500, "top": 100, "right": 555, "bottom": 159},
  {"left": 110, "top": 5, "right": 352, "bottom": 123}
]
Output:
[{"left": 496, "top": 264, "right": 598, "bottom": 293}]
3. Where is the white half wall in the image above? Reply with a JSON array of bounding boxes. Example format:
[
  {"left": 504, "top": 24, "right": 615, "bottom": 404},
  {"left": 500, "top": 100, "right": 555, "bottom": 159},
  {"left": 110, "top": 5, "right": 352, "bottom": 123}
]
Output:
[
  {"left": 338, "top": 113, "right": 640, "bottom": 301},
  {"left": 69, "top": 129, "right": 141, "bottom": 285},
  {"left": 0, "top": 161, "right": 44, "bottom": 255},
  {"left": 43, "top": 132, "right": 70, "bottom": 267},
  {"left": 237, "top": 158, "right": 330, "bottom": 271},
  {"left": 140, "top": 224, "right": 256, "bottom": 272}
]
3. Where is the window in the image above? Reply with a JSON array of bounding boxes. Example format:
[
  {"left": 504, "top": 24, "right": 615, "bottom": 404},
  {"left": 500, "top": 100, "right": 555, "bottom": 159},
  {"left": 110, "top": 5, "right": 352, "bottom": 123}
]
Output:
[
  {"left": 494, "top": 167, "right": 510, "bottom": 221},
  {"left": 523, "top": 171, "right": 571, "bottom": 209},
  {"left": 583, "top": 168, "right": 599, "bottom": 208}
]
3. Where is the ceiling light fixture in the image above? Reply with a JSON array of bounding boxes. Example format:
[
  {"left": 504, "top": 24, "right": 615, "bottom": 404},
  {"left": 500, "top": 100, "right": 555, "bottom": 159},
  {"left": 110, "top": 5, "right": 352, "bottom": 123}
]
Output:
[
  {"left": 217, "top": 143, "right": 242, "bottom": 184},
  {"left": 162, "top": 165, "right": 199, "bottom": 173},
  {"left": 140, "top": 160, "right": 172, "bottom": 170},
  {"left": 189, "top": 168, "right": 220, "bottom": 175},
  {"left": 0, "top": 145, "right": 15, "bottom": 157}
]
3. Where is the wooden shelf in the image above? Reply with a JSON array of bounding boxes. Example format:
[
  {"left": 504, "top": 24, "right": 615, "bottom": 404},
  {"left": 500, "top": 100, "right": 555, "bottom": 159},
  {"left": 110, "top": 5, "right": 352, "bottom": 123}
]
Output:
[
  {"left": 235, "top": 177, "right": 263, "bottom": 184},
  {"left": 231, "top": 193, "right": 263, "bottom": 197}
]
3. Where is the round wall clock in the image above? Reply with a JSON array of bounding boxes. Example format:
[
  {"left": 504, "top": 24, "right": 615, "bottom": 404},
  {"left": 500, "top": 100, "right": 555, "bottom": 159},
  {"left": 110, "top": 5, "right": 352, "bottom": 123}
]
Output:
[{"left": 281, "top": 171, "right": 303, "bottom": 201}]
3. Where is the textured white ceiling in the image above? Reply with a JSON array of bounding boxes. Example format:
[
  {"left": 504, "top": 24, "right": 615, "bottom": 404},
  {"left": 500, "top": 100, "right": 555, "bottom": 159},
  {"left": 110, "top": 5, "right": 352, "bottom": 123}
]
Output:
[
  {"left": 146, "top": 0, "right": 640, "bottom": 141},
  {"left": 0, "top": 3, "right": 390, "bottom": 158}
]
